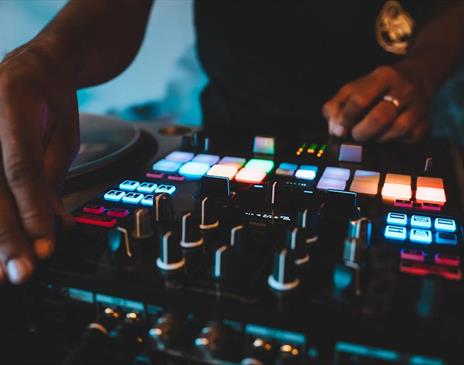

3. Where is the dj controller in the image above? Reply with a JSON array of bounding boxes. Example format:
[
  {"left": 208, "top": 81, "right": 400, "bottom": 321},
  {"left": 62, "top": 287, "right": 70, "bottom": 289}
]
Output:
[{"left": 2, "top": 115, "right": 464, "bottom": 365}]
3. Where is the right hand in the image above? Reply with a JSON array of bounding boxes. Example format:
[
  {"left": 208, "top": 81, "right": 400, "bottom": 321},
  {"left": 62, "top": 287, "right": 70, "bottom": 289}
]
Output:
[{"left": 0, "top": 42, "right": 79, "bottom": 284}]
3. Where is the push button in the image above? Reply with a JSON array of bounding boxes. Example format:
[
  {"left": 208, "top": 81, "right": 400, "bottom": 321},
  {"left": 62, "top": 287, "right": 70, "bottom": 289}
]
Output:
[
  {"left": 434, "top": 218, "right": 456, "bottom": 232},
  {"left": 122, "top": 192, "right": 144, "bottom": 204},
  {"left": 435, "top": 232, "right": 458, "bottom": 245},
  {"left": 141, "top": 195, "right": 154, "bottom": 207},
  {"left": 244, "top": 159, "right": 275, "bottom": 174},
  {"left": 349, "top": 170, "right": 380, "bottom": 195},
  {"left": 119, "top": 180, "right": 140, "bottom": 191},
  {"left": 178, "top": 162, "right": 210, "bottom": 178},
  {"left": 164, "top": 151, "right": 194, "bottom": 163},
  {"left": 235, "top": 168, "right": 267, "bottom": 184},
  {"left": 137, "top": 182, "right": 157, "bottom": 193},
  {"left": 104, "top": 190, "right": 126, "bottom": 202},
  {"left": 386, "top": 212, "right": 407, "bottom": 226},
  {"left": 381, "top": 173, "right": 412, "bottom": 200},
  {"left": 192, "top": 153, "right": 220, "bottom": 165},
  {"left": 275, "top": 162, "right": 298, "bottom": 177},
  {"left": 155, "top": 185, "right": 176, "bottom": 195},
  {"left": 435, "top": 253, "right": 460, "bottom": 267},
  {"left": 295, "top": 165, "right": 318, "bottom": 181},
  {"left": 152, "top": 159, "right": 183, "bottom": 173},
  {"left": 207, "top": 164, "right": 238, "bottom": 180},
  {"left": 218, "top": 156, "right": 246, "bottom": 169},
  {"left": 107, "top": 208, "right": 129, "bottom": 218},
  {"left": 409, "top": 229, "right": 432, "bottom": 244},
  {"left": 384, "top": 225, "right": 407, "bottom": 241},
  {"left": 83, "top": 205, "right": 105, "bottom": 215},
  {"left": 410, "top": 215, "right": 431, "bottom": 229}
]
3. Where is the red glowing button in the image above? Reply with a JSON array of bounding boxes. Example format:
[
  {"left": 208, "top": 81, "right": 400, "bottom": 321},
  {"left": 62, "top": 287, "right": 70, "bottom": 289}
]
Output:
[
  {"left": 416, "top": 177, "right": 446, "bottom": 204},
  {"left": 435, "top": 253, "right": 460, "bottom": 267},
  {"left": 381, "top": 174, "right": 412, "bottom": 200},
  {"left": 83, "top": 205, "right": 105, "bottom": 215},
  {"left": 75, "top": 214, "right": 117, "bottom": 228},
  {"left": 107, "top": 208, "right": 130, "bottom": 218}
]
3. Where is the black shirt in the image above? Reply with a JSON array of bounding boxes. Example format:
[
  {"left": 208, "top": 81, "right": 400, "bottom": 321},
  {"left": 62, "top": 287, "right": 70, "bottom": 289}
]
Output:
[{"left": 195, "top": 0, "right": 437, "bottom": 134}]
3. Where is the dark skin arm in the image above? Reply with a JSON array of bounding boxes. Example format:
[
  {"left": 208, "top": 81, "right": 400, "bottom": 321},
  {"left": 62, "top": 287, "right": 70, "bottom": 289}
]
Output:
[
  {"left": 323, "top": 1, "right": 464, "bottom": 142},
  {"left": 0, "top": 0, "right": 154, "bottom": 284}
]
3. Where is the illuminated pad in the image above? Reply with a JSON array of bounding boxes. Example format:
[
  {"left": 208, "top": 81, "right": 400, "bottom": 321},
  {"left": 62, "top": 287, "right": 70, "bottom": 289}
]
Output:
[
  {"left": 244, "top": 159, "right": 274, "bottom": 173},
  {"left": 207, "top": 164, "right": 238, "bottom": 180},
  {"left": 435, "top": 232, "right": 458, "bottom": 245},
  {"left": 179, "top": 162, "right": 211, "bottom": 178},
  {"left": 276, "top": 162, "right": 298, "bottom": 177},
  {"left": 434, "top": 218, "right": 456, "bottom": 232},
  {"left": 316, "top": 178, "right": 346, "bottom": 191},
  {"left": 339, "top": 144, "right": 362, "bottom": 163},
  {"left": 384, "top": 225, "right": 407, "bottom": 241},
  {"left": 349, "top": 170, "right": 380, "bottom": 195},
  {"left": 321, "top": 167, "right": 350, "bottom": 180},
  {"left": 235, "top": 168, "right": 267, "bottom": 184},
  {"left": 381, "top": 174, "right": 412, "bottom": 200},
  {"left": 416, "top": 176, "right": 446, "bottom": 204},
  {"left": 141, "top": 194, "right": 154, "bottom": 207},
  {"left": 137, "top": 182, "right": 157, "bottom": 194},
  {"left": 122, "top": 192, "right": 144, "bottom": 204},
  {"left": 218, "top": 156, "right": 246, "bottom": 168},
  {"left": 164, "top": 151, "right": 194, "bottom": 163},
  {"left": 155, "top": 185, "right": 176, "bottom": 195},
  {"left": 104, "top": 190, "right": 126, "bottom": 202},
  {"left": 411, "top": 215, "right": 431, "bottom": 229},
  {"left": 409, "top": 229, "right": 432, "bottom": 244},
  {"left": 192, "top": 154, "right": 220, "bottom": 165},
  {"left": 119, "top": 180, "right": 140, "bottom": 191},
  {"left": 152, "top": 159, "right": 182, "bottom": 173},
  {"left": 253, "top": 136, "right": 275, "bottom": 155},
  {"left": 295, "top": 165, "right": 318, "bottom": 181},
  {"left": 386, "top": 212, "right": 407, "bottom": 226}
]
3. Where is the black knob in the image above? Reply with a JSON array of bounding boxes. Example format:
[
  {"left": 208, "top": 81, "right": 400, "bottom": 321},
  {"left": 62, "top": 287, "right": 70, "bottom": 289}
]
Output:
[
  {"left": 180, "top": 212, "right": 204, "bottom": 248},
  {"left": 229, "top": 224, "right": 248, "bottom": 254},
  {"left": 153, "top": 193, "right": 174, "bottom": 224},
  {"left": 132, "top": 208, "right": 154, "bottom": 239},
  {"left": 268, "top": 249, "right": 300, "bottom": 291},
  {"left": 286, "top": 227, "right": 309, "bottom": 265},
  {"left": 194, "top": 322, "right": 225, "bottom": 355},
  {"left": 199, "top": 196, "right": 220, "bottom": 230},
  {"left": 156, "top": 231, "right": 185, "bottom": 271},
  {"left": 213, "top": 245, "right": 233, "bottom": 280},
  {"left": 148, "top": 313, "right": 180, "bottom": 350},
  {"left": 296, "top": 209, "right": 318, "bottom": 244},
  {"left": 199, "top": 176, "right": 231, "bottom": 199},
  {"left": 192, "top": 131, "right": 210, "bottom": 153},
  {"left": 107, "top": 227, "right": 132, "bottom": 258}
]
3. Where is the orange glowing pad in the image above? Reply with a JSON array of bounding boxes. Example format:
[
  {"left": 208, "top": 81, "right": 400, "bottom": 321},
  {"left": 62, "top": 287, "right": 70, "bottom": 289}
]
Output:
[
  {"left": 235, "top": 168, "right": 266, "bottom": 184},
  {"left": 416, "top": 176, "right": 446, "bottom": 204},
  {"left": 381, "top": 174, "right": 412, "bottom": 200},
  {"left": 207, "top": 164, "right": 238, "bottom": 180},
  {"left": 349, "top": 170, "right": 380, "bottom": 195}
]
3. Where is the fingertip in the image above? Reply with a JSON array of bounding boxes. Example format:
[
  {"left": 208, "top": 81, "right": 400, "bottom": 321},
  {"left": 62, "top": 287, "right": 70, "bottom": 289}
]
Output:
[
  {"left": 0, "top": 265, "right": 7, "bottom": 285},
  {"left": 332, "top": 124, "right": 346, "bottom": 137},
  {"left": 34, "top": 238, "right": 54, "bottom": 259},
  {"left": 7, "top": 257, "right": 34, "bottom": 285}
]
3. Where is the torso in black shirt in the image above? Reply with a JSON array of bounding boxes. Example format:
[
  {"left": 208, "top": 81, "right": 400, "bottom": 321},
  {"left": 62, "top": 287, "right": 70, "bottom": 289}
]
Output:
[{"left": 194, "top": 0, "right": 437, "bottom": 134}]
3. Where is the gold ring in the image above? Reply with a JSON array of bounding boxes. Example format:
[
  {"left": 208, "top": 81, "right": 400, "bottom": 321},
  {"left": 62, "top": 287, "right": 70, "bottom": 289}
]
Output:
[{"left": 383, "top": 95, "right": 400, "bottom": 110}]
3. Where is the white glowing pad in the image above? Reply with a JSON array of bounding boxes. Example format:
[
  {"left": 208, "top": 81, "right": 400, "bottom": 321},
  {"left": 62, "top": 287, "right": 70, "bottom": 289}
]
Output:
[
  {"left": 178, "top": 162, "right": 210, "bottom": 178},
  {"left": 218, "top": 156, "right": 247, "bottom": 169},
  {"left": 207, "top": 164, "right": 238, "bottom": 180},
  {"left": 416, "top": 176, "right": 446, "bottom": 204},
  {"left": 316, "top": 178, "right": 347, "bottom": 191},
  {"left": 164, "top": 151, "right": 194, "bottom": 163},
  {"left": 235, "top": 168, "right": 266, "bottom": 184},
  {"left": 381, "top": 174, "right": 412, "bottom": 200},
  {"left": 349, "top": 170, "right": 380, "bottom": 195},
  {"left": 192, "top": 154, "right": 220, "bottom": 165},
  {"left": 321, "top": 167, "right": 350, "bottom": 181}
]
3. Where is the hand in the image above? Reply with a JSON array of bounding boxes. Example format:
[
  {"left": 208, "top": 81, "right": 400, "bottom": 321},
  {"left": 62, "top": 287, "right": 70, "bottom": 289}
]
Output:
[
  {"left": 323, "top": 65, "right": 430, "bottom": 143},
  {"left": 0, "top": 43, "right": 79, "bottom": 284}
]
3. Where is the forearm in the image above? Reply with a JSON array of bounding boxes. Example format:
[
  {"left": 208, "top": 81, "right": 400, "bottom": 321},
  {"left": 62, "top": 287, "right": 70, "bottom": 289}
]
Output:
[
  {"left": 396, "top": 2, "right": 464, "bottom": 99},
  {"left": 22, "top": 0, "right": 154, "bottom": 89}
]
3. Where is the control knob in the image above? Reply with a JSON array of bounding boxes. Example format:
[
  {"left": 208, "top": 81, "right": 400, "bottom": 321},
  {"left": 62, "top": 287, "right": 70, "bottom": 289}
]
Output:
[
  {"left": 156, "top": 231, "right": 185, "bottom": 271},
  {"left": 268, "top": 248, "right": 300, "bottom": 291}
]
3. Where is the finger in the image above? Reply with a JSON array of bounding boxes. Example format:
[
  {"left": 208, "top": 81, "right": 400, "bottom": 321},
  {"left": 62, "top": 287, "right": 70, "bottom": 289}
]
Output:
[
  {"left": 377, "top": 106, "right": 424, "bottom": 143},
  {"left": 0, "top": 96, "right": 54, "bottom": 258},
  {"left": 351, "top": 99, "right": 398, "bottom": 142},
  {"left": 402, "top": 120, "right": 429, "bottom": 143}
]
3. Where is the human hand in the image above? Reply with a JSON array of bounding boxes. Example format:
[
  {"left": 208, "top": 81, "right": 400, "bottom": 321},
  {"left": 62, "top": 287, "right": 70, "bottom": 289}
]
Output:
[{"left": 323, "top": 65, "right": 430, "bottom": 143}]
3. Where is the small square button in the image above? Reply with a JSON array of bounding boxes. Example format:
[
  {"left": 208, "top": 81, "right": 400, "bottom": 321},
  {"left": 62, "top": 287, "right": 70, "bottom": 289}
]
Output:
[
  {"left": 207, "top": 164, "right": 238, "bottom": 180},
  {"left": 316, "top": 178, "right": 346, "bottom": 191},
  {"left": 435, "top": 232, "right": 458, "bottom": 245},
  {"left": 235, "top": 168, "right": 267, "bottom": 184},
  {"left": 122, "top": 192, "right": 144, "bottom": 204},
  {"left": 179, "top": 162, "right": 211, "bottom": 178},
  {"left": 387, "top": 212, "right": 408, "bottom": 226},
  {"left": 434, "top": 218, "right": 457, "bottom": 232},
  {"left": 164, "top": 151, "right": 194, "bottom": 163},
  {"left": 339, "top": 144, "right": 362, "bottom": 163},
  {"left": 119, "top": 180, "right": 140, "bottom": 191},
  {"left": 409, "top": 229, "right": 432, "bottom": 244},
  {"left": 321, "top": 167, "right": 350, "bottom": 181},
  {"left": 410, "top": 215, "right": 432, "bottom": 229},
  {"left": 137, "top": 182, "right": 157, "bottom": 193},
  {"left": 104, "top": 190, "right": 126, "bottom": 202},
  {"left": 244, "top": 159, "right": 275, "bottom": 173},
  {"left": 295, "top": 165, "right": 318, "bottom": 181},
  {"left": 192, "top": 154, "right": 220, "bottom": 165},
  {"left": 152, "top": 159, "right": 182, "bottom": 173},
  {"left": 155, "top": 185, "right": 176, "bottom": 195},
  {"left": 218, "top": 156, "right": 246, "bottom": 168},
  {"left": 141, "top": 195, "right": 154, "bottom": 206},
  {"left": 275, "top": 162, "right": 298, "bottom": 177},
  {"left": 384, "top": 225, "right": 407, "bottom": 241}
]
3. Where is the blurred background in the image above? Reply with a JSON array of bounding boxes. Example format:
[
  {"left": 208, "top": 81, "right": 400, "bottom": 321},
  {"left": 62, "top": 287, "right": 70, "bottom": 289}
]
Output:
[{"left": 0, "top": 0, "right": 463, "bottom": 144}]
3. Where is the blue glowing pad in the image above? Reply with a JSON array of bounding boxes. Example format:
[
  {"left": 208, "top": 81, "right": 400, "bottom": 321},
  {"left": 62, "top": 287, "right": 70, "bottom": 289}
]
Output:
[
  {"left": 192, "top": 154, "right": 220, "bottom": 165},
  {"left": 164, "top": 151, "right": 194, "bottom": 163},
  {"left": 275, "top": 162, "right": 298, "bottom": 176},
  {"left": 155, "top": 185, "right": 176, "bottom": 195},
  {"left": 179, "top": 162, "right": 211, "bottom": 178},
  {"left": 141, "top": 194, "right": 154, "bottom": 207},
  {"left": 119, "top": 180, "right": 140, "bottom": 191},
  {"left": 104, "top": 190, "right": 126, "bottom": 202},
  {"left": 295, "top": 165, "right": 318, "bottom": 181},
  {"left": 410, "top": 229, "right": 432, "bottom": 244},
  {"left": 152, "top": 159, "right": 182, "bottom": 173},
  {"left": 122, "top": 192, "right": 144, "bottom": 204},
  {"left": 435, "top": 232, "right": 458, "bottom": 246},
  {"left": 434, "top": 218, "right": 457, "bottom": 232},
  {"left": 137, "top": 182, "right": 157, "bottom": 194},
  {"left": 244, "top": 159, "right": 275, "bottom": 173},
  {"left": 411, "top": 215, "right": 432, "bottom": 229},
  {"left": 384, "top": 225, "right": 407, "bottom": 241},
  {"left": 386, "top": 212, "right": 408, "bottom": 226}
]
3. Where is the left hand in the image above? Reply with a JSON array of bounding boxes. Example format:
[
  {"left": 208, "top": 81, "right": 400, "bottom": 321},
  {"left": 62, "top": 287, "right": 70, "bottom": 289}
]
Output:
[{"left": 322, "top": 65, "right": 430, "bottom": 143}]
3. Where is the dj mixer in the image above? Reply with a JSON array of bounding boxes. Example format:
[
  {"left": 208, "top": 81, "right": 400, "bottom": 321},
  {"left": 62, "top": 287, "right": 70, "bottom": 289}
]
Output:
[{"left": 3, "top": 116, "right": 464, "bottom": 365}]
